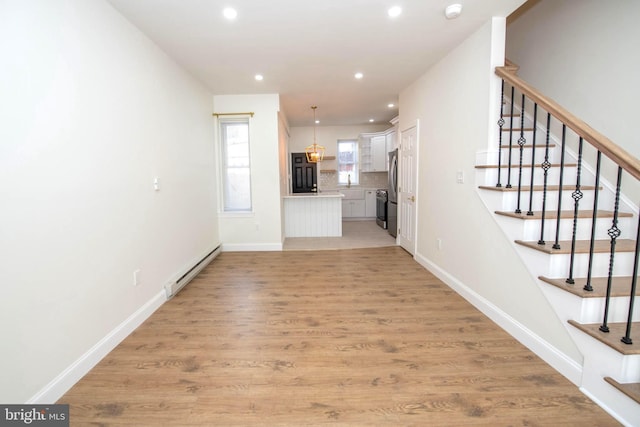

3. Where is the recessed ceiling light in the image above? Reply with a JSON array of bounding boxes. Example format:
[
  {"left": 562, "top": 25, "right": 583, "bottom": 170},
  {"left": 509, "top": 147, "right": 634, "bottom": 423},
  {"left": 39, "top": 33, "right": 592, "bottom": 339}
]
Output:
[
  {"left": 315, "top": 120, "right": 320, "bottom": 124},
  {"left": 223, "top": 7, "right": 238, "bottom": 20},
  {"left": 369, "top": 119, "right": 375, "bottom": 123},
  {"left": 254, "top": 74, "right": 264, "bottom": 81},
  {"left": 388, "top": 6, "right": 402, "bottom": 18},
  {"left": 388, "top": 103, "right": 395, "bottom": 108},
  {"left": 354, "top": 72, "right": 364, "bottom": 79},
  {"left": 444, "top": 4, "right": 462, "bottom": 19}
]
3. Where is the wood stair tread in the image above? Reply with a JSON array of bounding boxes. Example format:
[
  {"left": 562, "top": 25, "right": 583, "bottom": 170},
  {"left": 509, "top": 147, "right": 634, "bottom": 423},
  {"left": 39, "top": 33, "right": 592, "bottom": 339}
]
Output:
[
  {"left": 604, "top": 377, "right": 640, "bottom": 404},
  {"left": 496, "top": 210, "right": 632, "bottom": 220},
  {"left": 568, "top": 320, "right": 640, "bottom": 355},
  {"left": 515, "top": 239, "right": 637, "bottom": 255},
  {"left": 499, "top": 143, "right": 555, "bottom": 148},
  {"left": 479, "top": 184, "right": 599, "bottom": 192},
  {"left": 475, "top": 163, "right": 577, "bottom": 169},
  {"left": 539, "top": 276, "right": 640, "bottom": 298}
]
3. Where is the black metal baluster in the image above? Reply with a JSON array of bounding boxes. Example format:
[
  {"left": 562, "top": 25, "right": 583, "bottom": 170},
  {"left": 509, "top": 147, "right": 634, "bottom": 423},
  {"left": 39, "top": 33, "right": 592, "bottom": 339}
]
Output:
[
  {"left": 526, "top": 104, "right": 538, "bottom": 216},
  {"left": 496, "top": 80, "right": 505, "bottom": 188},
  {"left": 584, "top": 152, "right": 602, "bottom": 292},
  {"left": 538, "top": 113, "right": 552, "bottom": 246},
  {"left": 506, "top": 86, "right": 515, "bottom": 188},
  {"left": 599, "top": 167, "right": 623, "bottom": 333},
  {"left": 622, "top": 213, "right": 640, "bottom": 344},
  {"left": 566, "top": 137, "right": 584, "bottom": 285},
  {"left": 553, "top": 125, "right": 567, "bottom": 249},
  {"left": 515, "top": 94, "right": 527, "bottom": 214}
]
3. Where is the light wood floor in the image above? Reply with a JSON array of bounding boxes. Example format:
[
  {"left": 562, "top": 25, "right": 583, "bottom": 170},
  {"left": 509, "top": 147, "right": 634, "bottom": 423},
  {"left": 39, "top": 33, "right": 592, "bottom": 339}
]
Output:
[
  {"left": 283, "top": 220, "right": 396, "bottom": 251},
  {"left": 59, "top": 247, "right": 619, "bottom": 426}
]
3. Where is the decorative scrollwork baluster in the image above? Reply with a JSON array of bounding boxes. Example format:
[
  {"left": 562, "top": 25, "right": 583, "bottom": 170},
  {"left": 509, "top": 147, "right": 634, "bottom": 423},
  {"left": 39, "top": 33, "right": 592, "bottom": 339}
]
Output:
[
  {"left": 538, "top": 113, "right": 552, "bottom": 246},
  {"left": 515, "top": 94, "right": 526, "bottom": 214},
  {"left": 566, "top": 138, "right": 584, "bottom": 285},
  {"left": 496, "top": 80, "right": 505, "bottom": 188}
]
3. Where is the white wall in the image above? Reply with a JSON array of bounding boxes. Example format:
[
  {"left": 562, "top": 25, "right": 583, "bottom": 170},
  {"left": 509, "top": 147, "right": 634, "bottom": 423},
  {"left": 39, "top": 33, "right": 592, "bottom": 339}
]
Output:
[
  {"left": 289, "top": 124, "right": 389, "bottom": 155},
  {"left": 506, "top": 0, "right": 639, "bottom": 159},
  {"left": 399, "top": 18, "right": 583, "bottom": 366},
  {"left": 0, "top": 0, "right": 218, "bottom": 402},
  {"left": 214, "top": 94, "right": 283, "bottom": 251}
]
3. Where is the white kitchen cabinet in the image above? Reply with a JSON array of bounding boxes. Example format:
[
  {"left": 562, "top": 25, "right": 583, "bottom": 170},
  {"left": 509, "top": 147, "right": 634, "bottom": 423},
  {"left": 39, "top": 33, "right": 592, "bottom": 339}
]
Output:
[
  {"left": 370, "top": 135, "right": 386, "bottom": 172},
  {"left": 365, "top": 189, "right": 376, "bottom": 218},
  {"left": 360, "top": 128, "right": 395, "bottom": 172},
  {"left": 342, "top": 199, "right": 366, "bottom": 218}
]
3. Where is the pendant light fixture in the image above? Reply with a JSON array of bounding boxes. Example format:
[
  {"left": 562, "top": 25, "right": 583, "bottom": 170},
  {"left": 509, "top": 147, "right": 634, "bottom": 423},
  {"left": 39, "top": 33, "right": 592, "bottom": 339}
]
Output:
[{"left": 305, "top": 106, "right": 325, "bottom": 163}]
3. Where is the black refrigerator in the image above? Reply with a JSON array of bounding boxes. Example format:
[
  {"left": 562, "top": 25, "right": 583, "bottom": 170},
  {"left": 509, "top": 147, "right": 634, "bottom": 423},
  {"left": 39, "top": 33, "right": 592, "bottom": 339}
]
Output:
[{"left": 388, "top": 149, "right": 398, "bottom": 237}]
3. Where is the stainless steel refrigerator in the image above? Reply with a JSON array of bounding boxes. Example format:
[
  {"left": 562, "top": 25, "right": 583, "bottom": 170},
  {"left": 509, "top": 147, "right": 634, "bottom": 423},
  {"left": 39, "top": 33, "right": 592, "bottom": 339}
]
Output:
[{"left": 388, "top": 149, "right": 398, "bottom": 237}]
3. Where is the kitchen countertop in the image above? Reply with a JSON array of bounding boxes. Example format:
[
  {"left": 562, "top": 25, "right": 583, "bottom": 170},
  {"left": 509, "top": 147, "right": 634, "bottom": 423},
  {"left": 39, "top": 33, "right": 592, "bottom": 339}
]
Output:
[{"left": 283, "top": 192, "right": 344, "bottom": 198}]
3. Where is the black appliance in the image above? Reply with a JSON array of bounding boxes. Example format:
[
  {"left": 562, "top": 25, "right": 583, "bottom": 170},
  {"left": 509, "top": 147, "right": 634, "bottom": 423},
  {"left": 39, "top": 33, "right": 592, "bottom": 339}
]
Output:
[
  {"left": 387, "top": 149, "right": 398, "bottom": 237},
  {"left": 376, "top": 189, "right": 388, "bottom": 229}
]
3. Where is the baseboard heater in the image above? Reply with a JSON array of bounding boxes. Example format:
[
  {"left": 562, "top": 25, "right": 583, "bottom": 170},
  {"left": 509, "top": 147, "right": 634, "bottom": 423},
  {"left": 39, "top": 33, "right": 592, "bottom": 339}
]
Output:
[{"left": 164, "top": 244, "right": 221, "bottom": 299}]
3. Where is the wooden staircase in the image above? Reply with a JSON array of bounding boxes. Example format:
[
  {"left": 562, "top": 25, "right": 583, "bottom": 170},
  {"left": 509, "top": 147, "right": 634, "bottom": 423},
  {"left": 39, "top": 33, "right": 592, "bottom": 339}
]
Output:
[{"left": 476, "top": 65, "right": 640, "bottom": 426}]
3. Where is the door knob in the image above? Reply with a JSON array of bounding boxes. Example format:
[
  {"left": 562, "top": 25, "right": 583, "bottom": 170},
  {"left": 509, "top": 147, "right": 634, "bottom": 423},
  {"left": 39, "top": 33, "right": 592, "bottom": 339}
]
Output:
[{"left": 409, "top": 196, "right": 415, "bottom": 202}]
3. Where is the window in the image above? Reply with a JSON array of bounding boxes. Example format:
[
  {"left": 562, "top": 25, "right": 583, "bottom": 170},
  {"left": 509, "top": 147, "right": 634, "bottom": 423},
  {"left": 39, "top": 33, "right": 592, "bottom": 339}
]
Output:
[
  {"left": 220, "top": 119, "right": 251, "bottom": 211},
  {"left": 337, "top": 139, "right": 359, "bottom": 185}
]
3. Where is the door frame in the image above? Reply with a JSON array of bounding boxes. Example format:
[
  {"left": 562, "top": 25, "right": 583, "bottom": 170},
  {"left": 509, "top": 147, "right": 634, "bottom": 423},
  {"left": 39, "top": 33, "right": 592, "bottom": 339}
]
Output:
[{"left": 398, "top": 120, "right": 419, "bottom": 255}]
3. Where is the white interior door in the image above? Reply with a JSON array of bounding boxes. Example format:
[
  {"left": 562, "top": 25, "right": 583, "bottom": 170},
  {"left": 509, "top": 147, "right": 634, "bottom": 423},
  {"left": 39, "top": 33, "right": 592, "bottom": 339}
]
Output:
[{"left": 398, "top": 124, "right": 418, "bottom": 255}]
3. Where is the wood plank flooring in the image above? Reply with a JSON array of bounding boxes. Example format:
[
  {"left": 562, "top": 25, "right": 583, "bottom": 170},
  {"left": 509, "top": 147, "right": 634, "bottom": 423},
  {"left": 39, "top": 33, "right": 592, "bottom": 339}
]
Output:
[{"left": 59, "top": 247, "right": 619, "bottom": 426}]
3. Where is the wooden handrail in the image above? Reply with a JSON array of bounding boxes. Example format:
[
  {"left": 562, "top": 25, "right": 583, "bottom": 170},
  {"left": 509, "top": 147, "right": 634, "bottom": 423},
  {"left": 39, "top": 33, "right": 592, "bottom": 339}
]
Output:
[{"left": 495, "top": 66, "right": 640, "bottom": 181}]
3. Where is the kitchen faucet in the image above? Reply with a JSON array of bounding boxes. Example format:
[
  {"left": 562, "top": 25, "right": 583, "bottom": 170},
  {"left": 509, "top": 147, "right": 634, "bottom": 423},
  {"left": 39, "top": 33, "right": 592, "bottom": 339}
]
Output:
[{"left": 347, "top": 174, "right": 351, "bottom": 188}]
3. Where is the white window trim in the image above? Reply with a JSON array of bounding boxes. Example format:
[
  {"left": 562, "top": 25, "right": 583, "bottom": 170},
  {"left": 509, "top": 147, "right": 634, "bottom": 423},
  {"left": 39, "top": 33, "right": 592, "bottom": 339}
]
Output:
[
  {"left": 217, "top": 117, "right": 253, "bottom": 213},
  {"left": 337, "top": 139, "right": 359, "bottom": 186}
]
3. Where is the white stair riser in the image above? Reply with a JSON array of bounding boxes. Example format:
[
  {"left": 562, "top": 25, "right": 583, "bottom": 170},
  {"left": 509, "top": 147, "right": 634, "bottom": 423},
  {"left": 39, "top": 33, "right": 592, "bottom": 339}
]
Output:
[
  {"left": 582, "top": 296, "right": 640, "bottom": 324},
  {"left": 499, "top": 147, "right": 558, "bottom": 165},
  {"left": 519, "top": 216, "right": 637, "bottom": 242},
  {"left": 499, "top": 190, "right": 599, "bottom": 213},
  {"left": 479, "top": 167, "right": 580, "bottom": 189},
  {"left": 513, "top": 245, "right": 637, "bottom": 279},
  {"left": 540, "top": 282, "right": 640, "bottom": 324},
  {"left": 572, "top": 331, "right": 640, "bottom": 384},
  {"left": 548, "top": 251, "right": 637, "bottom": 279},
  {"left": 497, "top": 114, "right": 529, "bottom": 127},
  {"left": 575, "top": 338, "right": 640, "bottom": 427}
]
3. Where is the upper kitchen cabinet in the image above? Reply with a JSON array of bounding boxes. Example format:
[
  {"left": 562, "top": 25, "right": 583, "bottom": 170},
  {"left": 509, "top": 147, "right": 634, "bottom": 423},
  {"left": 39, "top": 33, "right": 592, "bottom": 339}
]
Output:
[
  {"left": 360, "top": 135, "right": 386, "bottom": 172},
  {"left": 359, "top": 119, "right": 398, "bottom": 173}
]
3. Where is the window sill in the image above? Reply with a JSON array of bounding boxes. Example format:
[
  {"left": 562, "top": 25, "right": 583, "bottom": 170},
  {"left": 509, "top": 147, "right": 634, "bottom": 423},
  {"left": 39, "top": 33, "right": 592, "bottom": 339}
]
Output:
[{"left": 219, "top": 211, "right": 255, "bottom": 218}]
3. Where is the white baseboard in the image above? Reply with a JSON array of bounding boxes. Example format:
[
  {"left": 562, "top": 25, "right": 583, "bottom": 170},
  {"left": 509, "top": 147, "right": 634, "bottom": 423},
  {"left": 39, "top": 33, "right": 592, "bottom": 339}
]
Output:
[
  {"left": 27, "top": 289, "right": 166, "bottom": 404},
  {"left": 414, "top": 251, "right": 583, "bottom": 386},
  {"left": 222, "top": 242, "right": 283, "bottom": 252}
]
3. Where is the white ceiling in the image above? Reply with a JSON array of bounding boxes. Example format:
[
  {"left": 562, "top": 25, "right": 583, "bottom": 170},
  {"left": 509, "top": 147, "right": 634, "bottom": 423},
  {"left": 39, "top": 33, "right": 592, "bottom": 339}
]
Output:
[{"left": 107, "top": 0, "right": 525, "bottom": 127}]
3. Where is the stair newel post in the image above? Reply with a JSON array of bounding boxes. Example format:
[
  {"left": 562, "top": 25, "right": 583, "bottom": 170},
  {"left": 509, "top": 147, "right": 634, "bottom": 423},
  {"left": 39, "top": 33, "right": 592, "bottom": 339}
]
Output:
[
  {"left": 538, "top": 113, "right": 552, "bottom": 246},
  {"left": 506, "top": 85, "right": 515, "bottom": 188},
  {"left": 526, "top": 103, "right": 538, "bottom": 216},
  {"left": 496, "top": 79, "right": 505, "bottom": 188},
  {"left": 599, "top": 167, "right": 624, "bottom": 333},
  {"left": 566, "top": 137, "right": 584, "bottom": 285},
  {"left": 515, "top": 94, "right": 526, "bottom": 214},
  {"left": 552, "top": 125, "right": 567, "bottom": 249},
  {"left": 584, "top": 151, "right": 602, "bottom": 292},
  {"left": 622, "top": 213, "right": 640, "bottom": 345}
]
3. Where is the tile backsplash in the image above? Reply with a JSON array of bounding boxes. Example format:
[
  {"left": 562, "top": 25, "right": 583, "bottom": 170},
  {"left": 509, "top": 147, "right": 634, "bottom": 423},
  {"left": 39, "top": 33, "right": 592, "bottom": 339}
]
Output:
[{"left": 319, "top": 171, "right": 388, "bottom": 190}]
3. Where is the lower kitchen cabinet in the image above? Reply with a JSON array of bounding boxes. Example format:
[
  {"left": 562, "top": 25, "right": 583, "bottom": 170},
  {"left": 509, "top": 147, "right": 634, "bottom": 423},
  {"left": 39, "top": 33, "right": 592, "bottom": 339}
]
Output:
[
  {"left": 342, "top": 199, "right": 365, "bottom": 218},
  {"left": 365, "top": 189, "right": 376, "bottom": 217}
]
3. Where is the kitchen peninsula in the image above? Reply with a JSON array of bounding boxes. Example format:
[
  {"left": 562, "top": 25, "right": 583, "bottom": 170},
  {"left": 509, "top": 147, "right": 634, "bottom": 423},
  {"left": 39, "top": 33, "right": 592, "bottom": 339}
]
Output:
[{"left": 283, "top": 192, "right": 344, "bottom": 237}]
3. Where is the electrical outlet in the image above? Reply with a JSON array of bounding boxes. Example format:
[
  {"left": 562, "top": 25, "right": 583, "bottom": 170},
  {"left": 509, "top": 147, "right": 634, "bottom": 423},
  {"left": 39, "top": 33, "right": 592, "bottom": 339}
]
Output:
[
  {"left": 456, "top": 170, "right": 464, "bottom": 184},
  {"left": 133, "top": 269, "right": 140, "bottom": 286}
]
